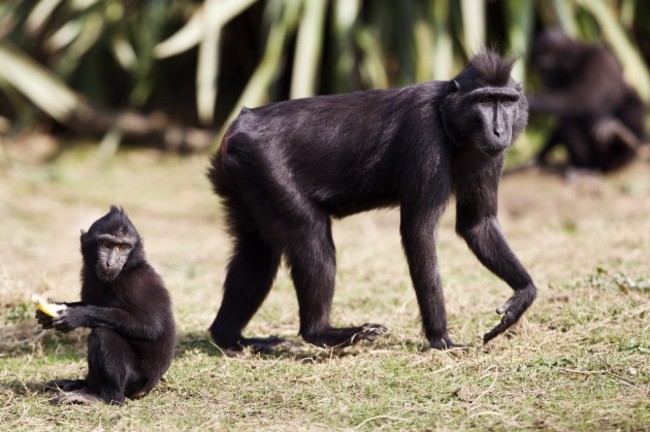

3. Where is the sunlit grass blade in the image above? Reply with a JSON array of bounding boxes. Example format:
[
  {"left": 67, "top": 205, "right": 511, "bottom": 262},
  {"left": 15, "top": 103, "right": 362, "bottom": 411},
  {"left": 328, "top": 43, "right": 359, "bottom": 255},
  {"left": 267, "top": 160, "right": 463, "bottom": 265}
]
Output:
[
  {"left": 129, "top": 0, "right": 168, "bottom": 107},
  {"left": 111, "top": 33, "right": 137, "bottom": 71},
  {"left": 153, "top": 5, "right": 203, "bottom": 59},
  {"left": 432, "top": 0, "right": 453, "bottom": 80},
  {"left": 196, "top": 0, "right": 221, "bottom": 124},
  {"left": 290, "top": 0, "right": 327, "bottom": 99},
  {"left": 0, "top": 42, "right": 80, "bottom": 122},
  {"left": 620, "top": 0, "right": 635, "bottom": 29},
  {"left": 330, "top": 0, "right": 361, "bottom": 93},
  {"left": 216, "top": 0, "right": 301, "bottom": 146},
  {"left": 53, "top": 12, "right": 104, "bottom": 78},
  {"left": 413, "top": 20, "right": 434, "bottom": 82},
  {"left": 460, "top": 0, "right": 485, "bottom": 56},
  {"left": 547, "top": 0, "right": 578, "bottom": 36},
  {"left": 153, "top": 0, "right": 258, "bottom": 59},
  {"left": 45, "top": 18, "right": 81, "bottom": 52},
  {"left": 154, "top": 0, "right": 259, "bottom": 123},
  {"left": 25, "top": 0, "right": 64, "bottom": 35},
  {"left": 504, "top": 0, "right": 534, "bottom": 83},
  {"left": 355, "top": 27, "right": 388, "bottom": 90}
]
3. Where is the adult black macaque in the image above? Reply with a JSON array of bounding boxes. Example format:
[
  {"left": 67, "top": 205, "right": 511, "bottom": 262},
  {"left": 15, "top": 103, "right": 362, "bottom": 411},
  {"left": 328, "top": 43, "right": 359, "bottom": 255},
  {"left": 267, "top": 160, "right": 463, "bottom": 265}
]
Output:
[
  {"left": 528, "top": 29, "right": 647, "bottom": 172},
  {"left": 208, "top": 51, "right": 536, "bottom": 351},
  {"left": 35, "top": 206, "right": 175, "bottom": 404}
]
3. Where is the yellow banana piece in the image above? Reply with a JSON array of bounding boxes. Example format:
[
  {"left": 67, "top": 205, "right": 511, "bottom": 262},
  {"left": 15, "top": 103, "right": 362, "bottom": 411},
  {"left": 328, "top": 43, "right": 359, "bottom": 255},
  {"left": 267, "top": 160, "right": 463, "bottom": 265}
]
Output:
[{"left": 31, "top": 294, "right": 67, "bottom": 318}]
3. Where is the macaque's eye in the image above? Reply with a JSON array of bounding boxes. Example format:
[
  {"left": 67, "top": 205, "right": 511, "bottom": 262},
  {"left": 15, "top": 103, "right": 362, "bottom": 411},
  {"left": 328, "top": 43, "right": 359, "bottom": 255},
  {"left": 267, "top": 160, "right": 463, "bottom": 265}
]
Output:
[
  {"left": 101, "top": 241, "right": 112, "bottom": 249},
  {"left": 118, "top": 244, "right": 130, "bottom": 252}
]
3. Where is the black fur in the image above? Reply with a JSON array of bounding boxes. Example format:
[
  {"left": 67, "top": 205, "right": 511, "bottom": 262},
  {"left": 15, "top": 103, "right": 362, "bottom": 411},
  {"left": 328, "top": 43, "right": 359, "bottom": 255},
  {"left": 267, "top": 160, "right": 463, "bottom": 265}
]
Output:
[
  {"left": 528, "top": 29, "right": 647, "bottom": 172},
  {"left": 36, "top": 206, "right": 176, "bottom": 404},
  {"left": 208, "top": 51, "right": 536, "bottom": 350}
]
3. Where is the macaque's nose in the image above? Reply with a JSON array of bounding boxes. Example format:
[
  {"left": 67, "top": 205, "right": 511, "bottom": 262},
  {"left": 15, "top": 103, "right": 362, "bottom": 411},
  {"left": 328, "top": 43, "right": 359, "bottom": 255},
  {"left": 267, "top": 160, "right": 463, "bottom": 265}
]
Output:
[
  {"left": 107, "top": 250, "right": 118, "bottom": 267},
  {"left": 493, "top": 119, "right": 505, "bottom": 136}
]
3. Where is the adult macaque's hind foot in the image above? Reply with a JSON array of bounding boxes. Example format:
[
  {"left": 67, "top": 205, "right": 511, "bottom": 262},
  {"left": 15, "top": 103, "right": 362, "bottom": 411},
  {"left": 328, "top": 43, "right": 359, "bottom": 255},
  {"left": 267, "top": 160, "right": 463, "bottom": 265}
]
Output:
[
  {"left": 351, "top": 323, "right": 388, "bottom": 344},
  {"left": 483, "top": 285, "right": 536, "bottom": 344},
  {"left": 50, "top": 388, "right": 103, "bottom": 405},
  {"left": 212, "top": 330, "right": 286, "bottom": 354},
  {"left": 303, "top": 323, "right": 388, "bottom": 348},
  {"left": 429, "top": 335, "right": 463, "bottom": 350},
  {"left": 240, "top": 336, "right": 287, "bottom": 354}
]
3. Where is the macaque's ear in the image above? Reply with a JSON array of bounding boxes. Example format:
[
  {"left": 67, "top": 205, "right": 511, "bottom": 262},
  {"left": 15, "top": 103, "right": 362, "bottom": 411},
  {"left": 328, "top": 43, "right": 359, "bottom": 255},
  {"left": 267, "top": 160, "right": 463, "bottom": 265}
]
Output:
[
  {"left": 515, "top": 81, "right": 523, "bottom": 92},
  {"left": 447, "top": 79, "right": 460, "bottom": 94},
  {"left": 80, "top": 230, "right": 87, "bottom": 241}
]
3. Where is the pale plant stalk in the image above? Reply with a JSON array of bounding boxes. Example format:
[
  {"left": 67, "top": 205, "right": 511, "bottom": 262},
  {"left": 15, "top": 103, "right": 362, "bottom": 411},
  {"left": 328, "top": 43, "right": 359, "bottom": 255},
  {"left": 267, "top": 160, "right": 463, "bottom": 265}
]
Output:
[
  {"left": 290, "top": 0, "right": 328, "bottom": 99},
  {"left": 460, "top": 0, "right": 485, "bottom": 57}
]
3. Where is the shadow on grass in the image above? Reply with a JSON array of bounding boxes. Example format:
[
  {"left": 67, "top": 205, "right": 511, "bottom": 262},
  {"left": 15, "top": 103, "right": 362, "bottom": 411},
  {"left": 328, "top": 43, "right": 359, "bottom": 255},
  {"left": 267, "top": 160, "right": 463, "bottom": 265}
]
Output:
[
  {"left": 0, "top": 321, "right": 88, "bottom": 358},
  {"left": 0, "top": 379, "right": 47, "bottom": 397},
  {"left": 174, "top": 330, "right": 442, "bottom": 362},
  {"left": 175, "top": 330, "right": 225, "bottom": 357},
  {"left": 7, "top": 325, "right": 464, "bottom": 368},
  {"left": 175, "top": 330, "right": 386, "bottom": 361}
]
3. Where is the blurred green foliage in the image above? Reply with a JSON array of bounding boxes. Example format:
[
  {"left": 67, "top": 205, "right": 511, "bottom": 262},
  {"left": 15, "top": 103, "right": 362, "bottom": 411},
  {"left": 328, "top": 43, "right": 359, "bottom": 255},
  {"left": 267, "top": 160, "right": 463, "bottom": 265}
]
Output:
[{"left": 0, "top": 0, "right": 648, "bottom": 144}]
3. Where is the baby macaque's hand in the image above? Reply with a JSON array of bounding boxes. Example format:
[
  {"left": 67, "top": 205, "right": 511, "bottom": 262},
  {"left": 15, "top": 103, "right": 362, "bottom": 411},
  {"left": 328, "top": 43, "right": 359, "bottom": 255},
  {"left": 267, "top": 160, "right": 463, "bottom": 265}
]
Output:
[
  {"left": 32, "top": 294, "right": 67, "bottom": 323},
  {"left": 35, "top": 308, "right": 55, "bottom": 329}
]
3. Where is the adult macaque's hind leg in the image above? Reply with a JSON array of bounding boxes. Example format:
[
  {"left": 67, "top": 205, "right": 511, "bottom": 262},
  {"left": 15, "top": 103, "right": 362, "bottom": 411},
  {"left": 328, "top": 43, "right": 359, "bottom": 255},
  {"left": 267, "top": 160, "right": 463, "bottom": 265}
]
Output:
[
  {"left": 210, "top": 212, "right": 282, "bottom": 351},
  {"left": 287, "top": 212, "right": 387, "bottom": 348}
]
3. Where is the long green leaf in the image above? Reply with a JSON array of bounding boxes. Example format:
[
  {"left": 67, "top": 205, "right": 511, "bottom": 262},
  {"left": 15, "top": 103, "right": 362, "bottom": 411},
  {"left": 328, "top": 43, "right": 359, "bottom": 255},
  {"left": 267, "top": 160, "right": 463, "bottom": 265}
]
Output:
[
  {"left": 432, "top": 0, "right": 453, "bottom": 81},
  {"left": 290, "top": 0, "right": 327, "bottom": 99},
  {"left": 460, "top": 0, "right": 485, "bottom": 56},
  {"left": 130, "top": 0, "right": 168, "bottom": 107},
  {"left": 54, "top": 12, "right": 105, "bottom": 78},
  {"left": 155, "top": 0, "right": 259, "bottom": 123},
  {"left": 504, "top": 0, "right": 534, "bottom": 83},
  {"left": 330, "top": 0, "right": 361, "bottom": 93},
  {"left": 355, "top": 27, "right": 388, "bottom": 89},
  {"left": 0, "top": 42, "right": 79, "bottom": 121},
  {"left": 548, "top": 0, "right": 578, "bottom": 37},
  {"left": 216, "top": 0, "right": 301, "bottom": 145},
  {"left": 413, "top": 20, "right": 434, "bottom": 82},
  {"left": 26, "top": 0, "right": 64, "bottom": 35},
  {"left": 153, "top": 5, "right": 203, "bottom": 59},
  {"left": 111, "top": 34, "right": 137, "bottom": 71},
  {"left": 153, "top": 0, "right": 258, "bottom": 59},
  {"left": 196, "top": 0, "right": 221, "bottom": 124},
  {"left": 45, "top": 19, "right": 81, "bottom": 52}
]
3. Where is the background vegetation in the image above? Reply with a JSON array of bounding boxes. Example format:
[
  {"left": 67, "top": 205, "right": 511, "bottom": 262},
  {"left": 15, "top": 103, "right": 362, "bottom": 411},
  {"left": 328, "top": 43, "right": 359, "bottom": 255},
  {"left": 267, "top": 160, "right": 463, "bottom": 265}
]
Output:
[{"left": 1, "top": 0, "right": 649, "bottom": 152}]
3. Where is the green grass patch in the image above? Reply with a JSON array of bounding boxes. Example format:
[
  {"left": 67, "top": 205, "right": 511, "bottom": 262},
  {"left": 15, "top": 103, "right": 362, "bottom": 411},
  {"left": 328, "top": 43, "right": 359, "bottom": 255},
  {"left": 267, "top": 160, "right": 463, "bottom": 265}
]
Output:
[{"left": 1, "top": 148, "right": 649, "bottom": 430}]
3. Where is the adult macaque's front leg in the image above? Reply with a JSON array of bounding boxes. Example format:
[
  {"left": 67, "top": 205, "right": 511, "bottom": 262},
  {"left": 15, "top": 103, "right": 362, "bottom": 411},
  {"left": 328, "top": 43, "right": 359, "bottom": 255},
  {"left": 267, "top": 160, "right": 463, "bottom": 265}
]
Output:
[
  {"left": 457, "top": 215, "right": 537, "bottom": 343},
  {"left": 401, "top": 205, "right": 458, "bottom": 350}
]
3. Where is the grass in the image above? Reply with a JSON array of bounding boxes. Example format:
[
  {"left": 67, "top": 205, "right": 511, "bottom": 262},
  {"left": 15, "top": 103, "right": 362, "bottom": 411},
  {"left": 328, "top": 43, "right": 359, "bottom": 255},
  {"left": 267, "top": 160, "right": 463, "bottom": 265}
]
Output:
[{"left": 1, "top": 144, "right": 649, "bottom": 431}]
